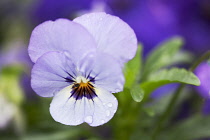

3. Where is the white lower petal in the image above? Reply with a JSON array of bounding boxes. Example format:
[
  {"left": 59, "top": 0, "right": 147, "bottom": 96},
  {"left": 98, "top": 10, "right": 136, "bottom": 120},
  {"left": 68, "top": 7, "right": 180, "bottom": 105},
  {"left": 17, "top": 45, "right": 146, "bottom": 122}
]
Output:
[
  {"left": 50, "top": 86, "right": 84, "bottom": 125},
  {"left": 49, "top": 86, "right": 118, "bottom": 126},
  {"left": 88, "top": 88, "right": 118, "bottom": 126}
]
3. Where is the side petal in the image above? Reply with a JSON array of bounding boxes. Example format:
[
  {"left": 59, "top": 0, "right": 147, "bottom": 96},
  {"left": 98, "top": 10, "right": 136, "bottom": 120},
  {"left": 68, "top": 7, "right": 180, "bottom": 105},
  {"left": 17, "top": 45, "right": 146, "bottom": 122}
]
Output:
[
  {"left": 78, "top": 52, "right": 125, "bottom": 93},
  {"left": 28, "top": 18, "right": 97, "bottom": 63},
  {"left": 49, "top": 86, "right": 118, "bottom": 126},
  {"left": 31, "top": 51, "right": 77, "bottom": 97},
  {"left": 73, "top": 12, "right": 138, "bottom": 63}
]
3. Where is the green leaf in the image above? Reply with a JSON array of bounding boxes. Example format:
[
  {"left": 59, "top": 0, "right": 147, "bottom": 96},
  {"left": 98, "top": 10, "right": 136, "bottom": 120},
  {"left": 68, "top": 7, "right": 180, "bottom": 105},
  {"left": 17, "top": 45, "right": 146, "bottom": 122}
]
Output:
[
  {"left": 143, "top": 107, "right": 155, "bottom": 117},
  {"left": 22, "top": 129, "right": 82, "bottom": 140},
  {"left": 158, "top": 115, "right": 210, "bottom": 140},
  {"left": 142, "top": 37, "right": 183, "bottom": 80},
  {"left": 170, "top": 51, "right": 193, "bottom": 65},
  {"left": 140, "top": 68, "right": 200, "bottom": 96},
  {"left": 130, "top": 85, "right": 144, "bottom": 102},
  {"left": 0, "top": 66, "right": 24, "bottom": 105},
  {"left": 124, "top": 44, "right": 142, "bottom": 88}
]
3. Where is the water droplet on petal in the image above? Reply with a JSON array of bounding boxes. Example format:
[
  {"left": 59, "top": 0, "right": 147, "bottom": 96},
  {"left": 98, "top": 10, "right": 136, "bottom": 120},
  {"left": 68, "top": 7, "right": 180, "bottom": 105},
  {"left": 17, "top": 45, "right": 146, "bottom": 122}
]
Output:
[
  {"left": 106, "top": 110, "right": 110, "bottom": 116},
  {"left": 101, "top": 119, "right": 105, "bottom": 124},
  {"left": 107, "top": 103, "right": 113, "bottom": 107},
  {"left": 103, "top": 103, "right": 106, "bottom": 106},
  {"left": 85, "top": 116, "right": 93, "bottom": 123},
  {"left": 99, "top": 18, "right": 103, "bottom": 21},
  {"left": 113, "top": 109, "right": 117, "bottom": 113}
]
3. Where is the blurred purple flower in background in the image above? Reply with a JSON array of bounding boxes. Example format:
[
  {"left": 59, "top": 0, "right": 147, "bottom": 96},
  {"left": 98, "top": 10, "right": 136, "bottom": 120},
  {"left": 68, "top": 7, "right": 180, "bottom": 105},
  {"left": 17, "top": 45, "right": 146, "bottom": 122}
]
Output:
[
  {"left": 0, "top": 44, "right": 32, "bottom": 68},
  {"left": 106, "top": 0, "right": 178, "bottom": 55},
  {"left": 31, "top": 0, "right": 93, "bottom": 24},
  {"left": 150, "top": 84, "right": 178, "bottom": 99},
  {"left": 29, "top": 13, "right": 137, "bottom": 126},
  {"left": 106, "top": 0, "right": 210, "bottom": 55},
  {"left": 195, "top": 62, "right": 210, "bottom": 115},
  {"left": 173, "top": 0, "right": 210, "bottom": 54},
  {"left": 195, "top": 62, "right": 210, "bottom": 99}
]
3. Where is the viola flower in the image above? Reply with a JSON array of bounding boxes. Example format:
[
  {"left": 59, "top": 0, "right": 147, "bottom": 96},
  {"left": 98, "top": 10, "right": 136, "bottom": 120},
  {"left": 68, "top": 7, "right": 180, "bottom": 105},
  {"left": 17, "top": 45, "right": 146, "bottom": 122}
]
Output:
[{"left": 28, "top": 12, "right": 137, "bottom": 126}]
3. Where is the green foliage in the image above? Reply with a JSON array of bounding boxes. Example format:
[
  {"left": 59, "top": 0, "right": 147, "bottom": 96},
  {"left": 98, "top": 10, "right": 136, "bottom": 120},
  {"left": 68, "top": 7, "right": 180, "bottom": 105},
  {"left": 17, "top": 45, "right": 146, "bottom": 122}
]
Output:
[
  {"left": 0, "top": 66, "right": 24, "bottom": 105},
  {"left": 159, "top": 115, "right": 210, "bottom": 140},
  {"left": 142, "top": 37, "right": 183, "bottom": 80},
  {"left": 130, "top": 85, "right": 144, "bottom": 102},
  {"left": 124, "top": 44, "right": 142, "bottom": 88},
  {"left": 124, "top": 37, "right": 201, "bottom": 103},
  {"left": 140, "top": 68, "right": 200, "bottom": 96},
  {"left": 22, "top": 129, "right": 82, "bottom": 140},
  {"left": 170, "top": 51, "right": 193, "bottom": 65}
]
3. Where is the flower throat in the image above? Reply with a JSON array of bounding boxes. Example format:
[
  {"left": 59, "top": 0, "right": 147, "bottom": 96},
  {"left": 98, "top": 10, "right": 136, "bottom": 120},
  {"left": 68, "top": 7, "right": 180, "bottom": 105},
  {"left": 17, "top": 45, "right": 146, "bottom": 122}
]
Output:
[{"left": 70, "top": 77, "right": 97, "bottom": 100}]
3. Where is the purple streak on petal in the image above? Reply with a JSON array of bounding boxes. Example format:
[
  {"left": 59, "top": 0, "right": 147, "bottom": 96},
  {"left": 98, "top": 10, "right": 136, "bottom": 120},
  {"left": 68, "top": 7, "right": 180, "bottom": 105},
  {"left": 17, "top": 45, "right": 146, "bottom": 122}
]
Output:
[
  {"left": 74, "top": 12, "right": 137, "bottom": 63},
  {"left": 195, "top": 62, "right": 210, "bottom": 98},
  {"left": 31, "top": 51, "right": 77, "bottom": 97},
  {"left": 28, "top": 18, "right": 97, "bottom": 63},
  {"left": 70, "top": 82, "right": 97, "bottom": 100},
  {"left": 50, "top": 86, "right": 118, "bottom": 126}
]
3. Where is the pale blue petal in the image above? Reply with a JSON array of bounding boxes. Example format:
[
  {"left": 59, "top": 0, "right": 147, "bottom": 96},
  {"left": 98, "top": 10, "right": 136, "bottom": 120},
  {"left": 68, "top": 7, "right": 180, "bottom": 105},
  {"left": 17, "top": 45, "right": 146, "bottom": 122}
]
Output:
[
  {"left": 74, "top": 12, "right": 138, "bottom": 63},
  {"left": 31, "top": 51, "right": 77, "bottom": 97},
  {"left": 50, "top": 86, "right": 85, "bottom": 125},
  {"left": 78, "top": 52, "right": 125, "bottom": 93},
  {"left": 88, "top": 87, "right": 118, "bottom": 126},
  {"left": 28, "top": 18, "right": 97, "bottom": 63},
  {"left": 50, "top": 86, "right": 117, "bottom": 126}
]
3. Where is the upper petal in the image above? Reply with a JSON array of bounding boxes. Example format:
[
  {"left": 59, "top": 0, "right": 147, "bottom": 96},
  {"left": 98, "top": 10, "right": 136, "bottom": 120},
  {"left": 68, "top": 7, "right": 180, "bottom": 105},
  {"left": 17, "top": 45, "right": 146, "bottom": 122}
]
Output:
[
  {"left": 31, "top": 51, "right": 77, "bottom": 97},
  {"left": 73, "top": 12, "right": 138, "bottom": 63},
  {"left": 28, "top": 18, "right": 97, "bottom": 63}
]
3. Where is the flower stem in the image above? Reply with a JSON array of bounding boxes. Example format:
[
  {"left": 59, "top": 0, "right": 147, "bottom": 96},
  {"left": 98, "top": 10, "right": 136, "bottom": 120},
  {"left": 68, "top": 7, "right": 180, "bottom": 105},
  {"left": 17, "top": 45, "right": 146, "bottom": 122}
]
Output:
[{"left": 151, "top": 51, "right": 210, "bottom": 140}]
